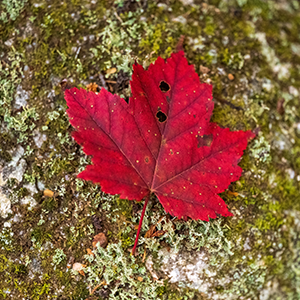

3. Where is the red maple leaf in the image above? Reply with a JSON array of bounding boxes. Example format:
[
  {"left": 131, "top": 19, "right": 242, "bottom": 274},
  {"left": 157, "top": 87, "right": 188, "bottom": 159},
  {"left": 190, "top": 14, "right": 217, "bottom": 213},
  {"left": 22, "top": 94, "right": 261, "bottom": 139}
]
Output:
[{"left": 65, "top": 51, "right": 255, "bottom": 254}]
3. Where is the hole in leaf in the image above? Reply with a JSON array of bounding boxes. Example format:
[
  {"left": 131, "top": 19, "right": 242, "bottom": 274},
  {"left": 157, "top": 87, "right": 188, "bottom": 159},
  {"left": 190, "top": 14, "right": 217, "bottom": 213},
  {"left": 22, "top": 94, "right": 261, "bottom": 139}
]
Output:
[
  {"left": 156, "top": 111, "right": 167, "bottom": 123},
  {"left": 197, "top": 134, "right": 213, "bottom": 148},
  {"left": 159, "top": 81, "right": 170, "bottom": 92}
]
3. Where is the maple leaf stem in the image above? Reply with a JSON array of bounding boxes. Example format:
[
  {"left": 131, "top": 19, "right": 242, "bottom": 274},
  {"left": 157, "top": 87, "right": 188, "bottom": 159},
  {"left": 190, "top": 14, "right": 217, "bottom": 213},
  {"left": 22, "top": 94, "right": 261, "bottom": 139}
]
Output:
[{"left": 131, "top": 194, "right": 150, "bottom": 255}]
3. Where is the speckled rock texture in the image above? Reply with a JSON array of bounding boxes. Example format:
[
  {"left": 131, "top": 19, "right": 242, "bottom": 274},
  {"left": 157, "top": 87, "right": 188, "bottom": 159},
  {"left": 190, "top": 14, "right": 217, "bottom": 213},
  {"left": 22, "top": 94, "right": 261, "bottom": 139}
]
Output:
[{"left": 0, "top": 0, "right": 300, "bottom": 299}]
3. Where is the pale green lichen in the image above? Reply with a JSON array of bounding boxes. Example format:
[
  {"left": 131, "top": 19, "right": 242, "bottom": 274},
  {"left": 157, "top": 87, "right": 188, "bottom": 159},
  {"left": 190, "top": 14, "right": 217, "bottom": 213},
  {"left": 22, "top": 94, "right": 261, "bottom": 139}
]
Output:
[
  {"left": 0, "top": 48, "right": 39, "bottom": 145},
  {"left": 250, "top": 132, "right": 271, "bottom": 164},
  {"left": 83, "top": 242, "right": 162, "bottom": 300},
  {"left": 0, "top": 0, "right": 28, "bottom": 22},
  {"left": 0, "top": 49, "right": 24, "bottom": 120},
  {"left": 131, "top": 204, "right": 233, "bottom": 257},
  {"left": 90, "top": 9, "right": 145, "bottom": 75},
  {"left": 52, "top": 248, "right": 66, "bottom": 265}
]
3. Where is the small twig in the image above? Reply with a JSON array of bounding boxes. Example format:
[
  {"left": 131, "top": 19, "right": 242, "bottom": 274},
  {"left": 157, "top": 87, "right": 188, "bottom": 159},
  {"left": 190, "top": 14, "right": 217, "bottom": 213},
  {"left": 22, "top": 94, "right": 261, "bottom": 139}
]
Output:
[
  {"left": 90, "top": 281, "right": 106, "bottom": 295},
  {"left": 213, "top": 97, "right": 244, "bottom": 111},
  {"left": 75, "top": 47, "right": 81, "bottom": 59},
  {"left": 99, "top": 73, "right": 108, "bottom": 89},
  {"left": 142, "top": 246, "right": 147, "bottom": 263},
  {"left": 114, "top": 11, "right": 123, "bottom": 24}
]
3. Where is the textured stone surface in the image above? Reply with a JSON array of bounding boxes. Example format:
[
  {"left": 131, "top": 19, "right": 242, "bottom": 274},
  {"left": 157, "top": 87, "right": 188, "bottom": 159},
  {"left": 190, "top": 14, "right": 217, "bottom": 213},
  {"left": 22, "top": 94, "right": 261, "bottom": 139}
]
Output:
[{"left": 0, "top": 0, "right": 299, "bottom": 299}]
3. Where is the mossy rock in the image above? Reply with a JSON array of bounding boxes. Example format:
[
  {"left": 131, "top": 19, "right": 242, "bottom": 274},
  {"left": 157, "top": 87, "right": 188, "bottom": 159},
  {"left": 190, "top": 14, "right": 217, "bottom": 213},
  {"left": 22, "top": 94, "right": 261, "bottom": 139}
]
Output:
[{"left": 0, "top": 0, "right": 300, "bottom": 299}]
